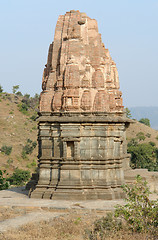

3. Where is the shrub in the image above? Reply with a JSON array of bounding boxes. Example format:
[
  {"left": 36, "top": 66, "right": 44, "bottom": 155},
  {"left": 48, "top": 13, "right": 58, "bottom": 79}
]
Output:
[
  {"left": 26, "top": 159, "right": 36, "bottom": 169},
  {"left": 0, "top": 170, "right": 9, "bottom": 190},
  {"left": 88, "top": 176, "right": 158, "bottom": 239},
  {"left": 146, "top": 133, "right": 151, "bottom": 138},
  {"left": 127, "top": 140, "right": 158, "bottom": 171},
  {"left": 136, "top": 132, "right": 145, "bottom": 141},
  {"left": 88, "top": 212, "right": 122, "bottom": 239},
  {"left": 125, "top": 107, "right": 132, "bottom": 119},
  {"left": 115, "top": 176, "right": 158, "bottom": 234},
  {"left": 7, "top": 168, "right": 31, "bottom": 186},
  {"left": 22, "top": 139, "right": 37, "bottom": 159},
  {"left": 149, "top": 141, "right": 156, "bottom": 147},
  {"left": 139, "top": 118, "right": 150, "bottom": 127},
  {"left": 16, "top": 91, "right": 23, "bottom": 96},
  {"left": 12, "top": 85, "right": 19, "bottom": 94},
  {"left": 18, "top": 102, "right": 28, "bottom": 114},
  {"left": 0, "top": 85, "right": 3, "bottom": 93},
  {"left": 0, "top": 145, "right": 12, "bottom": 155},
  {"left": 30, "top": 113, "right": 38, "bottom": 121},
  {"left": 7, "top": 158, "right": 13, "bottom": 164}
]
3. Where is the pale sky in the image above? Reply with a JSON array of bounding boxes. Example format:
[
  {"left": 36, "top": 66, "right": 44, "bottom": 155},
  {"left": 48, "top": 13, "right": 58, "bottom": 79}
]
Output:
[{"left": 0, "top": 0, "right": 158, "bottom": 107}]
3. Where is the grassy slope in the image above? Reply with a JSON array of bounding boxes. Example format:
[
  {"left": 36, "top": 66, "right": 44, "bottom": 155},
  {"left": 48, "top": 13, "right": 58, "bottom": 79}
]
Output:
[
  {"left": 0, "top": 93, "right": 38, "bottom": 175},
  {"left": 0, "top": 92, "right": 158, "bottom": 176},
  {"left": 126, "top": 120, "right": 158, "bottom": 147}
]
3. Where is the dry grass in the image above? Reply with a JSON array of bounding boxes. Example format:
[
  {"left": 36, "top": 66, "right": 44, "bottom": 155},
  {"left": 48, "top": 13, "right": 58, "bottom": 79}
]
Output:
[
  {"left": 0, "top": 209, "right": 157, "bottom": 240},
  {"left": 0, "top": 94, "right": 37, "bottom": 175}
]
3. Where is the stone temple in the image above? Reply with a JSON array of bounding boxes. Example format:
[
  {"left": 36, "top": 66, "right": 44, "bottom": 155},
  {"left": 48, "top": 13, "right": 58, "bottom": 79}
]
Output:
[{"left": 30, "top": 10, "right": 130, "bottom": 200}]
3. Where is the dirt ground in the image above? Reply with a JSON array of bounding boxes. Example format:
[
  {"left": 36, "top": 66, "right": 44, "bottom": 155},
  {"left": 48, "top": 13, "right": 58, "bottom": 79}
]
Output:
[{"left": 0, "top": 207, "right": 157, "bottom": 240}]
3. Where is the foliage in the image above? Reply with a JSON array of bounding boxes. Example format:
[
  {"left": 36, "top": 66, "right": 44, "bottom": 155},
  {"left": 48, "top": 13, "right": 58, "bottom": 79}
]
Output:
[
  {"left": 128, "top": 140, "right": 158, "bottom": 171},
  {"left": 139, "top": 118, "right": 150, "bottom": 127},
  {"left": 7, "top": 168, "right": 31, "bottom": 186},
  {"left": 125, "top": 107, "right": 132, "bottom": 119},
  {"left": 87, "top": 212, "right": 122, "bottom": 240},
  {"left": 149, "top": 141, "right": 156, "bottom": 147},
  {"left": 136, "top": 132, "right": 145, "bottom": 141},
  {"left": 26, "top": 159, "right": 37, "bottom": 169},
  {"left": 115, "top": 175, "right": 158, "bottom": 234},
  {"left": 17, "top": 93, "right": 39, "bottom": 115},
  {"left": 88, "top": 176, "right": 158, "bottom": 239},
  {"left": 18, "top": 102, "right": 29, "bottom": 114},
  {"left": 16, "top": 91, "right": 23, "bottom": 96},
  {"left": 0, "top": 170, "right": 9, "bottom": 190},
  {"left": 22, "top": 139, "right": 37, "bottom": 159},
  {"left": 0, "top": 145, "right": 12, "bottom": 155},
  {"left": 0, "top": 85, "right": 3, "bottom": 93},
  {"left": 146, "top": 133, "right": 151, "bottom": 138},
  {"left": 30, "top": 113, "right": 38, "bottom": 121},
  {"left": 12, "top": 85, "right": 19, "bottom": 94}
]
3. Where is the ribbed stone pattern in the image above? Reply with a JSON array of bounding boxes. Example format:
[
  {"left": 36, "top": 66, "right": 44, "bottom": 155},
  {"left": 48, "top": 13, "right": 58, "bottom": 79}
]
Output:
[{"left": 40, "top": 10, "right": 123, "bottom": 113}]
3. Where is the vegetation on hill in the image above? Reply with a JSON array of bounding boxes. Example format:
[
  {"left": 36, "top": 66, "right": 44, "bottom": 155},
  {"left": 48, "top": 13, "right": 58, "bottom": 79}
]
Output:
[
  {"left": 0, "top": 86, "right": 39, "bottom": 186},
  {"left": 139, "top": 118, "right": 150, "bottom": 127}
]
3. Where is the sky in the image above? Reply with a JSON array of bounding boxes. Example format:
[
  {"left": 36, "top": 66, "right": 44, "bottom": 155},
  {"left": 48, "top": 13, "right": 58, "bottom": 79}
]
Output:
[{"left": 0, "top": 0, "right": 158, "bottom": 107}]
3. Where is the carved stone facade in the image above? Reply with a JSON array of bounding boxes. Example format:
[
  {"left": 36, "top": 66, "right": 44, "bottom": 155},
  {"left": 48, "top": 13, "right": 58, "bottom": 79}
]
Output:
[{"left": 30, "top": 10, "right": 130, "bottom": 200}]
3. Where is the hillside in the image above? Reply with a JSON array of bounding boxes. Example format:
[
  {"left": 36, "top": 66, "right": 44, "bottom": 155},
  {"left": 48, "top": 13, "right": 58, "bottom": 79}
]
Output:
[
  {"left": 0, "top": 92, "right": 158, "bottom": 176},
  {"left": 126, "top": 120, "right": 158, "bottom": 147},
  {"left": 0, "top": 93, "right": 38, "bottom": 175},
  {"left": 129, "top": 106, "right": 158, "bottom": 130}
]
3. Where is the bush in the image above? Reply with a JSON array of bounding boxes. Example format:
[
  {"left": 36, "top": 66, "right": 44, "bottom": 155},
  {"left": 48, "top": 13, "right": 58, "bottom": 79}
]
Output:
[
  {"left": 136, "top": 132, "right": 145, "bottom": 141},
  {"left": 88, "top": 212, "right": 122, "bottom": 239},
  {"left": 127, "top": 139, "right": 158, "bottom": 171},
  {"left": 16, "top": 91, "right": 23, "bottom": 96},
  {"left": 0, "top": 145, "right": 12, "bottom": 155},
  {"left": 7, "top": 168, "right": 31, "bottom": 186},
  {"left": 125, "top": 107, "right": 132, "bottom": 119},
  {"left": 30, "top": 113, "right": 38, "bottom": 121},
  {"left": 88, "top": 176, "right": 158, "bottom": 239},
  {"left": 22, "top": 139, "right": 37, "bottom": 159},
  {"left": 0, "top": 85, "right": 3, "bottom": 93},
  {"left": 149, "top": 141, "right": 156, "bottom": 147},
  {"left": 18, "top": 102, "right": 28, "bottom": 114},
  {"left": 139, "top": 118, "right": 150, "bottom": 127},
  {"left": 12, "top": 85, "right": 19, "bottom": 94},
  {"left": 26, "top": 159, "right": 37, "bottom": 169},
  {"left": 17, "top": 93, "right": 39, "bottom": 115},
  {"left": 0, "top": 170, "right": 9, "bottom": 190},
  {"left": 146, "top": 133, "right": 151, "bottom": 138},
  {"left": 115, "top": 176, "right": 158, "bottom": 234}
]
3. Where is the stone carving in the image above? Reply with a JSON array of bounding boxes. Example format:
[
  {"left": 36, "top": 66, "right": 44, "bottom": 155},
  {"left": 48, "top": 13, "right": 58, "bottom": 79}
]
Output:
[
  {"left": 39, "top": 10, "right": 123, "bottom": 113},
  {"left": 30, "top": 10, "right": 130, "bottom": 200}
]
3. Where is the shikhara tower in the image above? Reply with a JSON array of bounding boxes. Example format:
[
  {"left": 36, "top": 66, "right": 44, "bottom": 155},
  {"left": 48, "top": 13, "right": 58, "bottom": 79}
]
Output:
[{"left": 30, "top": 10, "right": 130, "bottom": 200}]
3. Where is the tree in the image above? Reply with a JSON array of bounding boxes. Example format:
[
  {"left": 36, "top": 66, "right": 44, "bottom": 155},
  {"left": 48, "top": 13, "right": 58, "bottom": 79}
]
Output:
[
  {"left": 125, "top": 107, "right": 132, "bottom": 119},
  {"left": 0, "top": 85, "right": 3, "bottom": 93},
  {"left": 12, "top": 85, "right": 19, "bottom": 94},
  {"left": 127, "top": 140, "right": 158, "bottom": 171},
  {"left": 139, "top": 118, "right": 150, "bottom": 127}
]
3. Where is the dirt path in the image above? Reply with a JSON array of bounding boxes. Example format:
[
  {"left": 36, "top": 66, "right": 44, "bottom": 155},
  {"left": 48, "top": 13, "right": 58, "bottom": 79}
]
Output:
[{"left": 0, "top": 211, "right": 65, "bottom": 232}]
